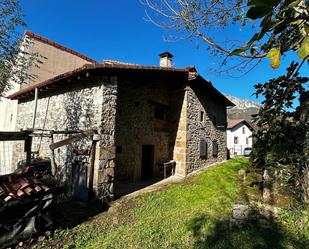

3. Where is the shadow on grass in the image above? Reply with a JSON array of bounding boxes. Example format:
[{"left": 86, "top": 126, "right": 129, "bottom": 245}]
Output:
[
  {"left": 52, "top": 199, "right": 108, "bottom": 229},
  {"left": 187, "top": 213, "right": 308, "bottom": 249}
]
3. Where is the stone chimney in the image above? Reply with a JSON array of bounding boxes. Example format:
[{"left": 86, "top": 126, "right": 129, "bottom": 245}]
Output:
[{"left": 159, "top": 52, "right": 173, "bottom": 67}]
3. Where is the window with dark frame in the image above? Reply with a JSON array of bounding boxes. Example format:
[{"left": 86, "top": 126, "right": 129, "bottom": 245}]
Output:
[
  {"left": 212, "top": 140, "right": 218, "bottom": 157},
  {"left": 246, "top": 137, "right": 249, "bottom": 144},
  {"left": 199, "top": 139, "right": 208, "bottom": 159},
  {"left": 234, "top": 136, "right": 239, "bottom": 144},
  {"left": 242, "top": 127, "right": 245, "bottom": 134}
]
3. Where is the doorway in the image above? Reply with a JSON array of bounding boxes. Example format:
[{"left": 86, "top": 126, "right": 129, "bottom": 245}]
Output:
[{"left": 141, "top": 145, "right": 154, "bottom": 181}]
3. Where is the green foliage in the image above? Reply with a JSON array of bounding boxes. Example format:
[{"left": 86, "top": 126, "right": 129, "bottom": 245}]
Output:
[
  {"left": 0, "top": 0, "right": 39, "bottom": 97},
  {"left": 143, "top": 0, "right": 308, "bottom": 72},
  {"left": 252, "top": 61, "right": 309, "bottom": 200},
  {"left": 236, "top": 0, "right": 308, "bottom": 67},
  {"left": 34, "top": 158, "right": 309, "bottom": 248}
]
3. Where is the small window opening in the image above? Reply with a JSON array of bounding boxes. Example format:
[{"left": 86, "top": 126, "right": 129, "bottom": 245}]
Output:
[
  {"left": 242, "top": 127, "right": 245, "bottom": 134},
  {"left": 200, "top": 111, "right": 204, "bottom": 122},
  {"left": 154, "top": 106, "right": 166, "bottom": 120},
  {"left": 234, "top": 137, "right": 239, "bottom": 144},
  {"left": 246, "top": 138, "right": 249, "bottom": 145}
]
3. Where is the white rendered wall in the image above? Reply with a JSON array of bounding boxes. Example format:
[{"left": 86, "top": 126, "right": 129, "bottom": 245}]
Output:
[{"left": 227, "top": 123, "right": 252, "bottom": 156}]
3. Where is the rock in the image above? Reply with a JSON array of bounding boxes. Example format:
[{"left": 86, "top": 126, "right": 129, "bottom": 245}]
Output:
[
  {"left": 38, "top": 236, "right": 45, "bottom": 242},
  {"left": 45, "top": 230, "right": 52, "bottom": 238},
  {"left": 232, "top": 204, "right": 250, "bottom": 220}
]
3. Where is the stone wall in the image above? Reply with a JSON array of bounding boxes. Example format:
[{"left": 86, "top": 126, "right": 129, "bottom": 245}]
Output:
[
  {"left": 0, "top": 34, "right": 93, "bottom": 174},
  {"left": 114, "top": 77, "right": 184, "bottom": 182},
  {"left": 172, "top": 89, "right": 188, "bottom": 176},
  {"left": 186, "top": 85, "right": 227, "bottom": 173},
  {"left": 12, "top": 73, "right": 228, "bottom": 197},
  {"left": 94, "top": 76, "right": 118, "bottom": 197},
  {"left": 14, "top": 78, "right": 106, "bottom": 183}
]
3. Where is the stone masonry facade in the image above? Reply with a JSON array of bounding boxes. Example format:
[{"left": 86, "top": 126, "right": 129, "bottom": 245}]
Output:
[
  {"left": 12, "top": 71, "right": 229, "bottom": 198},
  {"left": 186, "top": 85, "right": 227, "bottom": 172}
]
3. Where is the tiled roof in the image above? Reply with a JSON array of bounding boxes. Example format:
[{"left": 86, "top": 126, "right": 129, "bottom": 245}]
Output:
[
  {"left": 0, "top": 170, "right": 50, "bottom": 204},
  {"left": 9, "top": 63, "right": 194, "bottom": 100},
  {"left": 8, "top": 58, "right": 234, "bottom": 107},
  {"left": 25, "top": 30, "right": 98, "bottom": 64},
  {"left": 227, "top": 119, "right": 254, "bottom": 130}
]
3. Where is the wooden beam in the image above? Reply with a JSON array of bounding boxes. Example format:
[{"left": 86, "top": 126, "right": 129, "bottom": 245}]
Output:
[
  {"left": 0, "top": 131, "right": 31, "bottom": 141},
  {"left": 49, "top": 130, "right": 96, "bottom": 150}
]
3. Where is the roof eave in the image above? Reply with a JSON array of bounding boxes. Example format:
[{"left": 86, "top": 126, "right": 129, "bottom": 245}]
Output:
[{"left": 9, "top": 64, "right": 190, "bottom": 101}]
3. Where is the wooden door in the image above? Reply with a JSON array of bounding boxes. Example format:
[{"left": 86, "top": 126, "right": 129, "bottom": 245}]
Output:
[{"left": 141, "top": 145, "right": 154, "bottom": 180}]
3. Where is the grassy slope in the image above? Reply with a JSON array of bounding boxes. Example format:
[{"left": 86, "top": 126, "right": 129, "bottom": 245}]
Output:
[{"left": 39, "top": 158, "right": 308, "bottom": 249}]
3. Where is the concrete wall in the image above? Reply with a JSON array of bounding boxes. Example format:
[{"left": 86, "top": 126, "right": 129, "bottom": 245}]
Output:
[
  {"left": 227, "top": 123, "right": 252, "bottom": 156},
  {"left": 25, "top": 36, "right": 92, "bottom": 86}
]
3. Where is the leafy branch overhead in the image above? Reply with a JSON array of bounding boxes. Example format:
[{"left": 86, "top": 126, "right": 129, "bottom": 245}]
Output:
[
  {"left": 142, "top": 0, "right": 308, "bottom": 70},
  {"left": 241, "top": 0, "right": 309, "bottom": 68},
  {"left": 0, "top": 0, "right": 41, "bottom": 97}
]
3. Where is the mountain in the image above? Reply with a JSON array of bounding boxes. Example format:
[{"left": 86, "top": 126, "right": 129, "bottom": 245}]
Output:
[{"left": 225, "top": 95, "right": 261, "bottom": 123}]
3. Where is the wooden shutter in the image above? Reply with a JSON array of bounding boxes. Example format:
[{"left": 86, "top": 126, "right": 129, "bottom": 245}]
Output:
[
  {"left": 200, "top": 139, "right": 207, "bottom": 159},
  {"left": 212, "top": 140, "right": 218, "bottom": 157}
]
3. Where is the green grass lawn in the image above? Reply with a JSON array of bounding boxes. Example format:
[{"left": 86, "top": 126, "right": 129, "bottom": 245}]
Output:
[{"left": 37, "top": 158, "right": 309, "bottom": 249}]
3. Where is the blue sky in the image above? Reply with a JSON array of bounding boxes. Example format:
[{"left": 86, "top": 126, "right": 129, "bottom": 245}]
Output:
[{"left": 20, "top": 0, "right": 307, "bottom": 102}]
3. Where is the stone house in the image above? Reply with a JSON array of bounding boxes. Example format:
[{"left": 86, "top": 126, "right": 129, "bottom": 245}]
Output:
[
  {"left": 8, "top": 53, "right": 234, "bottom": 197},
  {"left": 227, "top": 119, "right": 254, "bottom": 156},
  {"left": 5, "top": 32, "right": 233, "bottom": 197}
]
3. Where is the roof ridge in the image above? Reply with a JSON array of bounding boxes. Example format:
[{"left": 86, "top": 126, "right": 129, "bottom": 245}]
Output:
[
  {"left": 103, "top": 59, "right": 141, "bottom": 66},
  {"left": 24, "top": 30, "right": 98, "bottom": 64},
  {"left": 227, "top": 119, "right": 253, "bottom": 130}
]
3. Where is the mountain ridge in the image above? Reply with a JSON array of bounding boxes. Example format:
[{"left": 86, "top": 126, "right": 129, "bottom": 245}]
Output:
[{"left": 225, "top": 94, "right": 261, "bottom": 123}]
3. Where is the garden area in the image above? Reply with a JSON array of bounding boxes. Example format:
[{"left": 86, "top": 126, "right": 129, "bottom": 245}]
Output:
[{"left": 34, "top": 158, "right": 308, "bottom": 249}]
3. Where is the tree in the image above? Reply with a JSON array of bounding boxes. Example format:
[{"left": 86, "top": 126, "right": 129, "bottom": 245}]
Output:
[
  {"left": 142, "top": 0, "right": 309, "bottom": 202},
  {"left": 141, "top": 0, "right": 308, "bottom": 73},
  {"left": 252, "top": 62, "right": 308, "bottom": 202},
  {"left": 0, "top": 0, "right": 37, "bottom": 97}
]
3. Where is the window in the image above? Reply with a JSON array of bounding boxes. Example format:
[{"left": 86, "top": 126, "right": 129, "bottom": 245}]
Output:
[
  {"left": 200, "top": 111, "right": 204, "bottom": 122},
  {"left": 199, "top": 139, "right": 208, "bottom": 159},
  {"left": 154, "top": 105, "right": 166, "bottom": 120},
  {"left": 212, "top": 140, "right": 218, "bottom": 157},
  {"left": 246, "top": 137, "right": 249, "bottom": 145},
  {"left": 234, "top": 136, "right": 239, "bottom": 144},
  {"left": 242, "top": 127, "right": 246, "bottom": 134}
]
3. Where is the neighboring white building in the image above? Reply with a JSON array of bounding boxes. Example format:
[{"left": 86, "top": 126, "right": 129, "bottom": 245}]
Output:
[{"left": 227, "top": 119, "right": 254, "bottom": 157}]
